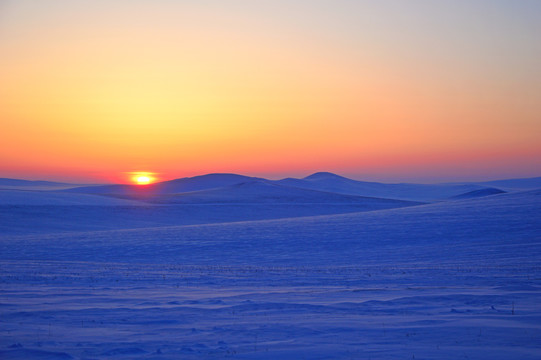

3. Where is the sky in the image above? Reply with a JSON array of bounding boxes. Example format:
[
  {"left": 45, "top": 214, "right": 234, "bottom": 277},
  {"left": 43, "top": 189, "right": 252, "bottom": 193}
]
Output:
[{"left": 1, "top": 0, "right": 540, "bottom": 183}]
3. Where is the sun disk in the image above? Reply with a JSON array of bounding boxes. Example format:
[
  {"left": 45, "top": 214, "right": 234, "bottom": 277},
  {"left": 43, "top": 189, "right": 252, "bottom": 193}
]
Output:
[
  {"left": 130, "top": 172, "right": 157, "bottom": 185},
  {"left": 136, "top": 176, "right": 151, "bottom": 185}
]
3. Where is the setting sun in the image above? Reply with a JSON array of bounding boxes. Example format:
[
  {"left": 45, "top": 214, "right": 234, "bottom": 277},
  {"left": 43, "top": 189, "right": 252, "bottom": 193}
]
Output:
[
  {"left": 130, "top": 172, "right": 156, "bottom": 185},
  {"left": 136, "top": 176, "right": 151, "bottom": 185}
]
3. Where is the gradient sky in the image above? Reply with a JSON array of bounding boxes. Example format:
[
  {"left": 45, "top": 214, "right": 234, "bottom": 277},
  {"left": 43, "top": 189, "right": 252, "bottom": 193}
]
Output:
[{"left": 1, "top": 0, "right": 540, "bottom": 183}]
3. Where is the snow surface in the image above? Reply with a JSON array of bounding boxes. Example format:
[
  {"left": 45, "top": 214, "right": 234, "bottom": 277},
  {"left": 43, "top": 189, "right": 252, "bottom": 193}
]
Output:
[
  {"left": 62, "top": 172, "right": 509, "bottom": 202},
  {"left": 0, "top": 178, "right": 86, "bottom": 191},
  {"left": 0, "top": 178, "right": 70, "bottom": 187},
  {"left": 0, "top": 189, "right": 147, "bottom": 206},
  {"left": 276, "top": 173, "right": 490, "bottom": 201},
  {"left": 0, "top": 203, "right": 415, "bottom": 236},
  {"left": 473, "top": 177, "right": 541, "bottom": 190},
  {"left": 1, "top": 177, "right": 540, "bottom": 359},
  {"left": 132, "top": 180, "right": 423, "bottom": 206},
  {"left": 449, "top": 187, "right": 506, "bottom": 200},
  {"left": 0, "top": 176, "right": 422, "bottom": 235}
]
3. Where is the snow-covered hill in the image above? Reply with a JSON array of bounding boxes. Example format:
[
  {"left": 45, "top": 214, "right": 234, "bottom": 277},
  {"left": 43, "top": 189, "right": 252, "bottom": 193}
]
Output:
[
  {"left": 59, "top": 171, "right": 527, "bottom": 202},
  {"left": 63, "top": 173, "right": 262, "bottom": 195},
  {"left": 0, "top": 178, "right": 69, "bottom": 187},
  {"left": 1, "top": 188, "right": 540, "bottom": 359},
  {"left": 0, "top": 177, "right": 425, "bottom": 235},
  {"left": 6, "top": 188, "right": 537, "bottom": 266},
  {"left": 276, "top": 172, "right": 490, "bottom": 201},
  {"left": 449, "top": 187, "right": 506, "bottom": 200},
  {"left": 0, "top": 189, "right": 147, "bottom": 206},
  {"left": 473, "top": 176, "right": 541, "bottom": 190},
  {"left": 0, "top": 178, "right": 82, "bottom": 190},
  {"left": 141, "top": 179, "right": 423, "bottom": 206}
]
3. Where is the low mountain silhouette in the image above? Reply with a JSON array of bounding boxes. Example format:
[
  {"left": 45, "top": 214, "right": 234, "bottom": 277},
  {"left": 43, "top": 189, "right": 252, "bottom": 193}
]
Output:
[
  {"left": 277, "top": 172, "right": 487, "bottom": 201},
  {"left": 41, "top": 172, "right": 541, "bottom": 202},
  {"left": 450, "top": 187, "right": 506, "bottom": 200},
  {"left": 63, "top": 173, "right": 261, "bottom": 195}
]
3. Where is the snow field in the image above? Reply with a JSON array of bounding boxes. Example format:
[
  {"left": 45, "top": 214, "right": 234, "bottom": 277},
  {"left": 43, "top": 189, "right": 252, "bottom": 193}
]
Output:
[{"left": 0, "top": 187, "right": 540, "bottom": 359}]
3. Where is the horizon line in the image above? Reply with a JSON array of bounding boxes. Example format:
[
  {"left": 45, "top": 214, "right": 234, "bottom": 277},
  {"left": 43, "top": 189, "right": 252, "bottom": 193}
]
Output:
[{"left": 2, "top": 171, "right": 540, "bottom": 186}]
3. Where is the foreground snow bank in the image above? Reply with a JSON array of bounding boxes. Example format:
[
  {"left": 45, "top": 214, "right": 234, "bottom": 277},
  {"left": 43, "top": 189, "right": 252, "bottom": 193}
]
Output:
[{"left": 0, "top": 189, "right": 540, "bottom": 359}]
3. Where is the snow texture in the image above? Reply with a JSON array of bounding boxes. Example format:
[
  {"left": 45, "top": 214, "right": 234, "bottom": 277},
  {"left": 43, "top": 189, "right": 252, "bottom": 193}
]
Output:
[
  {"left": 1, "top": 174, "right": 540, "bottom": 359},
  {"left": 58, "top": 172, "right": 527, "bottom": 201}
]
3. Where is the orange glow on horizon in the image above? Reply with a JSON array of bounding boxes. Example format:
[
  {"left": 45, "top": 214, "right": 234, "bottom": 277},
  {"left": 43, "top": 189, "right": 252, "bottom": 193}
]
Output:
[{"left": 0, "top": 2, "right": 539, "bottom": 183}]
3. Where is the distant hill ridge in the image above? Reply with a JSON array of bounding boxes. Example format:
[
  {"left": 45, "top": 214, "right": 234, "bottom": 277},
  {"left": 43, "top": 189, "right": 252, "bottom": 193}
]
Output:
[
  {"left": 61, "top": 173, "right": 262, "bottom": 196},
  {"left": 3, "top": 172, "right": 540, "bottom": 202},
  {"left": 473, "top": 177, "right": 541, "bottom": 189},
  {"left": 450, "top": 187, "right": 507, "bottom": 200},
  {"left": 0, "top": 178, "right": 69, "bottom": 187},
  {"left": 303, "top": 172, "right": 353, "bottom": 181}
]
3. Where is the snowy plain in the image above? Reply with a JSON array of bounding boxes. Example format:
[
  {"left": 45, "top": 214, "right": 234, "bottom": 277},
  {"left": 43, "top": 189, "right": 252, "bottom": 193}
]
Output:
[{"left": 1, "top": 174, "right": 540, "bottom": 359}]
